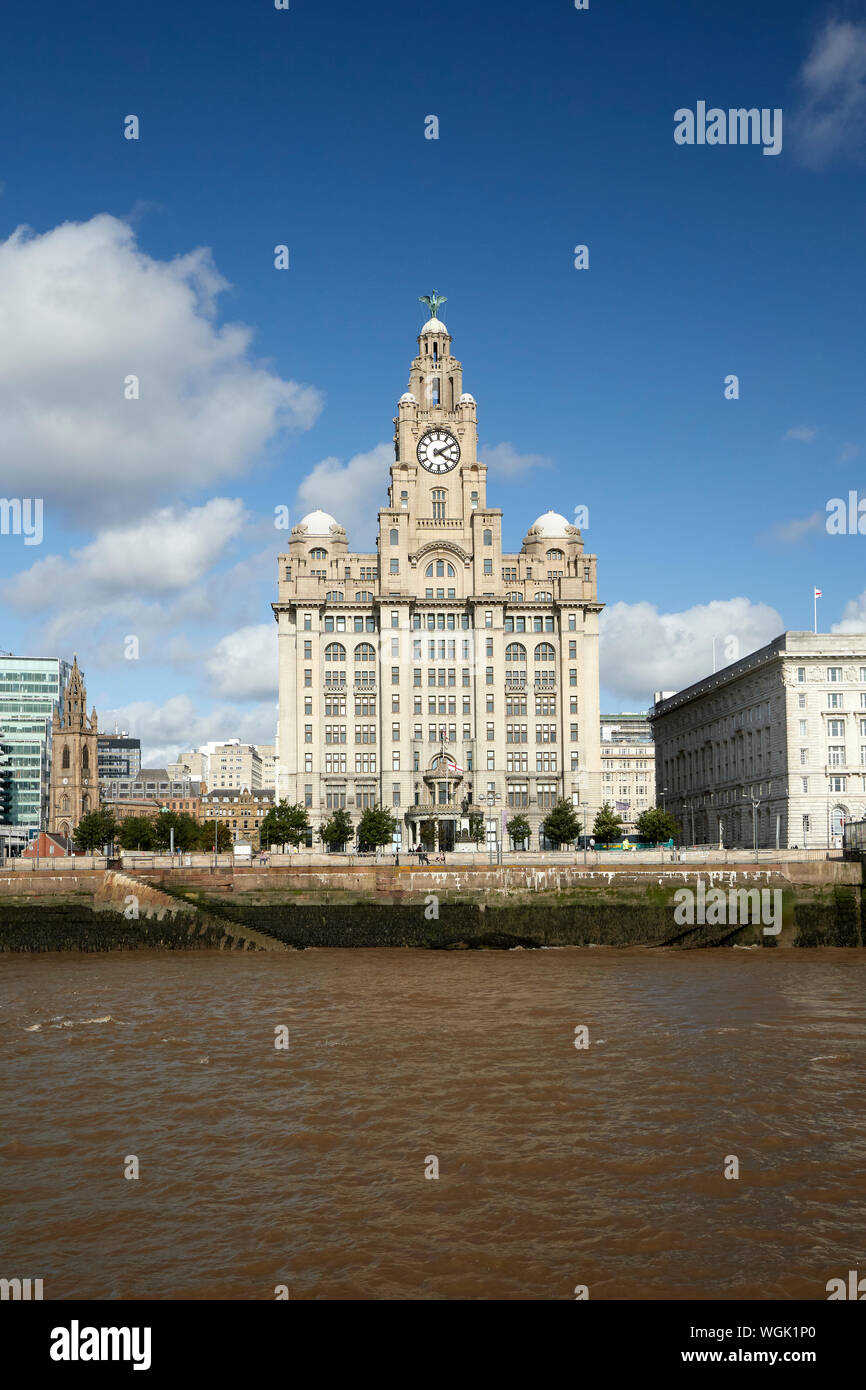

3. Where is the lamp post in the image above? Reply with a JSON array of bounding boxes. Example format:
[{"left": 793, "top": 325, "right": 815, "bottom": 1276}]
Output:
[
  {"left": 661, "top": 786, "right": 668, "bottom": 813},
  {"left": 751, "top": 797, "right": 761, "bottom": 861},
  {"left": 581, "top": 801, "right": 588, "bottom": 866}
]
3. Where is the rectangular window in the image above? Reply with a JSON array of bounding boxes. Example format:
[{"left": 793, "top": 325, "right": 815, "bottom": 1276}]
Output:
[
  {"left": 797, "top": 667, "right": 806, "bottom": 683},
  {"left": 303, "top": 613, "right": 312, "bottom": 630},
  {"left": 392, "top": 752, "right": 400, "bottom": 771},
  {"left": 569, "top": 669, "right": 577, "bottom": 687},
  {"left": 798, "top": 693, "right": 806, "bottom": 708},
  {"left": 390, "top": 558, "right": 399, "bottom": 574},
  {"left": 392, "top": 784, "right": 401, "bottom": 805},
  {"left": 828, "top": 718, "right": 845, "bottom": 737},
  {"left": 486, "top": 667, "right": 494, "bottom": 685},
  {"left": 392, "top": 666, "right": 399, "bottom": 685},
  {"left": 483, "top": 558, "right": 493, "bottom": 575},
  {"left": 303, "top": 640, "right": 312, "bottom": 659},
  {"left": 828, "top": 692, "right": 843, "bottom": 709},
  {"left": 304, "top": 754, "right": 313, "bottom": 773},
  {"left": 828, "top": 667, "right": 843, "bottom": 682},
  {"left": 568, "top": 641, "right": 576, "bottom": 658},
  {"left": 304, "top": 668, "right": 312, "bottom": 686},
  {"left": 487, "top": 750, "right": 495, "bottom": 770}
]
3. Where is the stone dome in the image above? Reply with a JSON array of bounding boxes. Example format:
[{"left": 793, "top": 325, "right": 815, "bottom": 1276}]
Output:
[
  {"left": 420, "top": 317, "right": 448, "bottom": 333},
  {"left": 529, "top": 510, "right": 572, "bottom": 537},
  {"left": 297, "top": 509, "right": 340, "bottom": 536},
  {"left": 399, "top": 392, "right": 417, "bottom": 404},
  {"left": 459, "top": 393, "right": 475, "bottom": 404}
]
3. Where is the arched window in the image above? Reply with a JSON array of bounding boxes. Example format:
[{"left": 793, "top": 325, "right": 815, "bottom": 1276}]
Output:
[
  {"left": 60, "top": 794, "right": 70, "bottom": 813},
  {"left": 61, "top": 744, "right": 70, "bottom": 770},
  {"left": 425, "top": 560, "right": 456, "bottom": 578},
  {"left": 324, "top": 642, "right": 346, "bottom": 662},
  {"left": 389, "top": 528, "right": 399, "bottom": 545},
  {"left": 534, "top": 591, "right": 553, "bottom": 601},
  {"left": 505, "top": 642, "right": 527, "bottom": 663},
  {"left": 506, "top": 592, "right": 524, "bottom": 603},
  {"left": 355, "top": 591, "right": 374, "bottom": 603},
  {"left": 535, "top": 642, "right": 556, "bottom": 663},
  {"left": 546, "top": 548, "right": 564, "bottom": 561},
  {"left": 82, "top": 793, "right": 90, "bottom": 812},
  {"left": 325, "top": 591, "right": 344, "bottom": 602},
  {"left": 82, "top": 746, "right": 89, "bottom": 771},
  {"left": 309, "top": 547, "right": 328, "bottom": 560},
  {"left": 355, "top": 642, "right": 376, "bottom": 662},
  {"left": 483, "top": 529, "right": 492, "bottom": 546}
]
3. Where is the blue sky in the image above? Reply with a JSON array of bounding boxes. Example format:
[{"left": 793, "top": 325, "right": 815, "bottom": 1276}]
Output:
[{"left": 1, "top": 0, "right": 865, "bottom": 761}]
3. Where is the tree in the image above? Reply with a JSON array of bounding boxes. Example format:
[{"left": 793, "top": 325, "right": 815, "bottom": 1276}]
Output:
[
  {"left": 506, "top": 813, "right": 530, "bottom": 849},
  {"left": 117, "top": 816, "right": 155, "bottom": 851},
  {"left": 318, "top": 807, "right": 353, "bottom": 851},
  {"left": 636, "top": 807, "right": 681, "bottom": 845},
  {"left": 593, "top": 801, "right": 624, "bottom": 845},
  {"left": 467, "top": 812, "right": 486, "bottom": 846},
  {"left": 357, "top": 805, "right": 397, "bottom": 851},
  {"left": 260, "top": 800, "right": 310, "bottom": 850},
  {"left": 73, "top": 807, "right": 118, "bottom": 852},
  {"left": 541, "top": 799, "right": 581, "bottom": 849},
  {"left": 418, "top": 818, "right": 437, "bottom": 849},
  {"left": 196, "top": 820, "right": 232, "bottom": 852},
  {"left": 152, "top": 810, "right": 200, "bottom": 852}
]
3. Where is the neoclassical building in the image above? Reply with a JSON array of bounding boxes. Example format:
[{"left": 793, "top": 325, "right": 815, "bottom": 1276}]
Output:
[
  {"left": 274, "top": 303, "right": 602, "bottom": 850},
  {"left": 48, "top": 655, "right": 99, "bottom": 838}
]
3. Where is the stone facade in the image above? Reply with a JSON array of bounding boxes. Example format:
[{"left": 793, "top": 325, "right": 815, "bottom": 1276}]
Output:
[
  {"left": 199, "top": 786, "right": 275, "bottom": 849},
  {"left": 651, "top": 631, "right": 866, "bottom": 849},
  {"left": 48, "top": 655, "right": 99, "bottom": 838},
  {"left": 599, "top": 713, "right": 655, "bottom": 831},
  {"left": 274, "top": 307, "right": 603, "bottom": 850}
]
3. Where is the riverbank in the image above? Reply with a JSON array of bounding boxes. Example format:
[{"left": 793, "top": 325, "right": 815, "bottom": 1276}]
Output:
[{"left": 0, "top": 861, "right": 862, "bottom": 950}]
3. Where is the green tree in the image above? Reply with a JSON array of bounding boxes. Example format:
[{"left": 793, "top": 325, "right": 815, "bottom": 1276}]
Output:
[
  {"left": 636, "top": 807, "right": 681, "bottom": 845},
  {"left": 357, "top": 805, "right": 397, "bottom": 851},
  {"left": 117, "top": 816, "right": 155, "bottom": 851},
  {"left": 467, "top": 812, "right": 486, "bottom": 846},
  {"left": 318, "top": 807, "right": 354, "bottom": 851},
  {"left": 196, "top": 820, "right": 232, "bottom": 852},
  {"left": 541, "top": 798, "right": 581, "bottom": 849},
  {"left": 152, "top": 810, "right": 201, "bottom": 852},
  {"left": 593, "top": 801, "right": 624, "bottom": 845},
  {"left": 506, "top": 813, "right": 530, "bottom": 848},
  {"left": 73, "top": 806, "right": 118, "bottom": 852},
  {"left": 418, "top": 818, "right": 437, "bottom": 849},
  {"left": 259, "top": 800, "right": 310, "bottom": 850}
]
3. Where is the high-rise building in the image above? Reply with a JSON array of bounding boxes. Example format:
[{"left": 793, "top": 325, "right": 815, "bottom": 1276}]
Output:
[
  {"left": 651, "top": 632, "right": 866, "bottom": 848},
  {"left": 599, "top": 713, "right": 655, "bottom": 831},
  {"left": 0, "top": 652, "right": 72, "bottom": 842},
  {"left": 273, "top": 303, "right": 603, "bottom": 850},
  {"left": 98, "top": 732, "right": 141, "bottom": 780},
  {"left": 174, "top": 741, "right": 263, "bottom": 790}
]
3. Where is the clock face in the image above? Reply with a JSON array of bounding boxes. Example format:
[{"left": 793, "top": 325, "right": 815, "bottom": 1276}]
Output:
[{"left": 417, "top": 429, "right": 460, "bottom": 473}]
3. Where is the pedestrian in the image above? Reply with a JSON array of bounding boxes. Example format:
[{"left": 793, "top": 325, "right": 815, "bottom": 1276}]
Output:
[{"left": 394, "top": 851, "right": 400, "bottom": 867}]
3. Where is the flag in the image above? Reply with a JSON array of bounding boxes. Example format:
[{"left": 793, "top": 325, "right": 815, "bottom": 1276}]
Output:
[{"left": 814, "top": 588, "right": 822, "bottom": 598}]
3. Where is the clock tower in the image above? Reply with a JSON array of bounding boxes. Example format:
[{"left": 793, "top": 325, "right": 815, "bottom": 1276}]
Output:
[{"left": 274, "top": 296, "right": 603, "bottom": 853}]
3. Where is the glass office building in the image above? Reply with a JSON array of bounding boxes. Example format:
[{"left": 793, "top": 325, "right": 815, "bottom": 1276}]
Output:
[{"left": 0, "top": 654, "right": 72, "bottom": 842}]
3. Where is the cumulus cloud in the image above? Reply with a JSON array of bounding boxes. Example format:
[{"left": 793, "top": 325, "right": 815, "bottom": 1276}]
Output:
[
  {"left": 832, "top": 593, "right": 866, "bottom": 633},
  {"left": 0, "top": 215, "right": 322, "bottom": 519},
  {"left": 480, "top": 442, "right": 552, "bottom": 478},
  {"left": 100, "top": 695, "right": 277, "bottom": 768},
  {"left": 792, "top": 19, "right": 866, "bottom": 166},
  {"left": 206, "top": 624, "right": 277, "bottom": 700},
  {"left": 600, "top": 597, "right": 784, "bottom": 704},
  {"left": 296, "top": 443, "right": 391, "bottom": 548},
  {"left": 783, "top": 425, "right": 816, "bottom": 442},
  {"left": 771, "top": 511, "right": 824, "bottom": 543},
  {"left": 4, "top": 498, "right": 246, "bottom": 612}
]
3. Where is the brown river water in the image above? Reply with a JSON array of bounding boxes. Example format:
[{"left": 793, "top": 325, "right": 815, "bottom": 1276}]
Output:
[{"left": 1, "top": 947, "right": 864, "bottom": 1301}]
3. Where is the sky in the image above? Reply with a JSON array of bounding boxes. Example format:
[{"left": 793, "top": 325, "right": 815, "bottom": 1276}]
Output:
[{"left": 1, "top": 0, "right": 865, "bottom": 763}]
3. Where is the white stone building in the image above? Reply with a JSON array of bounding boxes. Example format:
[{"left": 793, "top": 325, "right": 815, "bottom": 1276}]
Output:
[
  {"left": 273, "top": 305, "right": 602, "bottom": 850},
  {"left": 599, "top": 713, "right": 655, "bottom": 831},
  {"left": 651, "top": 632, "right": 866, "bottom": 849}
]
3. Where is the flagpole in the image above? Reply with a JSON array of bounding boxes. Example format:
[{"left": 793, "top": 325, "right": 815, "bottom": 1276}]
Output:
[{"left": 814, "top": 588, "right": 817, "bottom": 634}]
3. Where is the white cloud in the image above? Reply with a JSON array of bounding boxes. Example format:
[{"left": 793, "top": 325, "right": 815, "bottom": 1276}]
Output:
[
  {"left": 792, "top": 19, "right": 866, "bottom": 166},
  {"left": 783, "top": 425, "right": 816, "bottom": 442},
  {"left": 772, "top": 511, "right": 824, "bottom": 543},
  {"left": 296, "top": 443, "right": 391, "bottom": 548},
  {"left": 480, "top": 442, "right": 552, "bottom": 478},
  {"left": 100, "top": 694, "right": 277, "bottom": 768},
  {"left": 206, "top": 624, "right": 277, "bottom": 700},
  {"left": 832, "top": 593, "right": 866, "bottom": 633},
  {"left": 600, "top": 598, "right": 784, "bottom": 704},
  {"left": 838, "top": 441, "right": 861, "bottom": 462},
  {"left": 0, "top": 215, "right": 323, "bottom": 519},
  {"left": 4, "top": 498, "right": 246, "bottom": 612}
]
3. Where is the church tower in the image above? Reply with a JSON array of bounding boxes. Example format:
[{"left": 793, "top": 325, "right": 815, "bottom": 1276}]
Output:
[{"left": 49, "top": 655, "right": 99, "bottom": 837}]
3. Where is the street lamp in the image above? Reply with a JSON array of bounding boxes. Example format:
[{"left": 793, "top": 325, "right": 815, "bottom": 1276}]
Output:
[
  {"left": 581, "top": 800, "right": 588, "bottom": 866},
  {"left": 751, "top": 797, "right": 761, "bottom": 861},
  {"left": 661, "top": 786, "right": 668, "bottom": 813}
]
